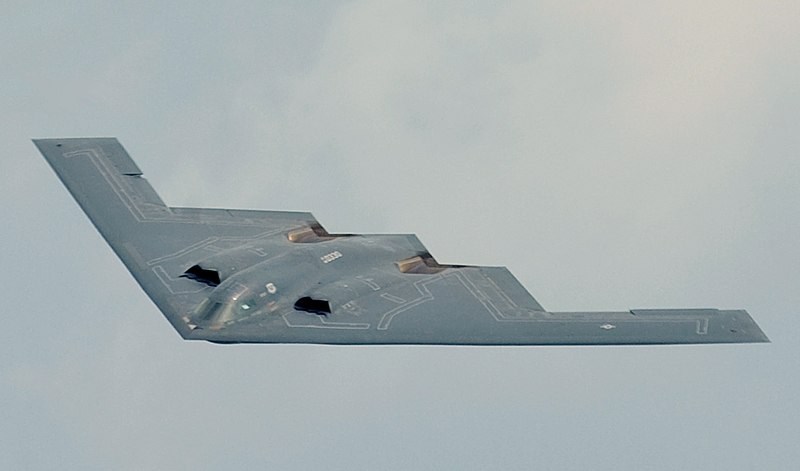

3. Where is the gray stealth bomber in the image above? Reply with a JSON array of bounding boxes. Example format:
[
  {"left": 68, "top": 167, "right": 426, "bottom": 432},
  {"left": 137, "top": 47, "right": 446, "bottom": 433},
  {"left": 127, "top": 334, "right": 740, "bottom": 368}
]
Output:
[{"left": 35, "top": 138, "right": 769, "bottom": 345}]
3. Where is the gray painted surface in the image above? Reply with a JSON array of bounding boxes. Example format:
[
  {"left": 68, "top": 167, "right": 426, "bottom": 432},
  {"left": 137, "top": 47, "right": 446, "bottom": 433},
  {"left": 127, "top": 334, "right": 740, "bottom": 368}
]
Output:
[
  {"left": 36, "top": 138, "right": 766, "bottom": 345},
  {"left": 2, "top": 2, "right": 796, "bottom": 470}
]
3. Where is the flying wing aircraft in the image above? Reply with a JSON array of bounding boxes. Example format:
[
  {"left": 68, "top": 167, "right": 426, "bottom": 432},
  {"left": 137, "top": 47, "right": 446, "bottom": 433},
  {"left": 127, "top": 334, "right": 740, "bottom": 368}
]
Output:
[{"left": 35, "top": 138, "right": 768, "bottom": 345}]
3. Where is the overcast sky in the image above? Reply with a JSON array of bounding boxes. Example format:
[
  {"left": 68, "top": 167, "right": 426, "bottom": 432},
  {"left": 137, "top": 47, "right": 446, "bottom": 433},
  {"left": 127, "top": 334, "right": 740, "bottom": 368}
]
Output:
[{"left": 2, "top": 1, "right": 798, "bottom": 469}]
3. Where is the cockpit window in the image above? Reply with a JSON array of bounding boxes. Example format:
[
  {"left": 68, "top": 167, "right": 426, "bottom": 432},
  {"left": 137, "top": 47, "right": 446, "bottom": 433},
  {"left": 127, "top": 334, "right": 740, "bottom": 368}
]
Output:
[
  {"left": 194, "top": 298, "right": 252, "bottom": 325},
  {"left": 196, "top": 300, "right": 224, "bottom": 322},
  {"left": 193, "top": 284, "right": 258, "bottom": 326}
]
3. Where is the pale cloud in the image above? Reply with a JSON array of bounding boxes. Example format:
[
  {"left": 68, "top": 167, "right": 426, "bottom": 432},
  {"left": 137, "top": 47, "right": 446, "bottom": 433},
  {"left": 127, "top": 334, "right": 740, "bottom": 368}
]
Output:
[{"left": 1, "top": 1, "right": 797, "bottom": 469}]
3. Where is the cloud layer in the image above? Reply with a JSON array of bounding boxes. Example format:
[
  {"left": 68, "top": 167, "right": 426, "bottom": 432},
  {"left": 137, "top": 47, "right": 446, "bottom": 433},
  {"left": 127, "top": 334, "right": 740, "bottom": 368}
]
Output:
[{"left": 2, "top": 1, "right": 797, "bottom": 469}]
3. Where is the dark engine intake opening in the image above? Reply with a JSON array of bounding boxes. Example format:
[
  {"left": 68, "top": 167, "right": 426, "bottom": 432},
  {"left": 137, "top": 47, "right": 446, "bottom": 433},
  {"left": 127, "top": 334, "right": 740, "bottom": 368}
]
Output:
[
  {"left": 180, "top": 264, "right": 221, "bottom": 287},
  {"left": 294, "top": 296, "right": 332, "bottom": 315}
]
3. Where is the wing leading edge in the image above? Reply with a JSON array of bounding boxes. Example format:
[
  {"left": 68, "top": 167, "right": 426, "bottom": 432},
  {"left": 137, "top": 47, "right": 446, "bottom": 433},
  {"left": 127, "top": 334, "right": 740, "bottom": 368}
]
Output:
[
  {"left": 35, "top": 138, "right": 769, "bottom": 345},
  {"left": 35, "top": 138, "right": 318, "bottom": 337}
]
